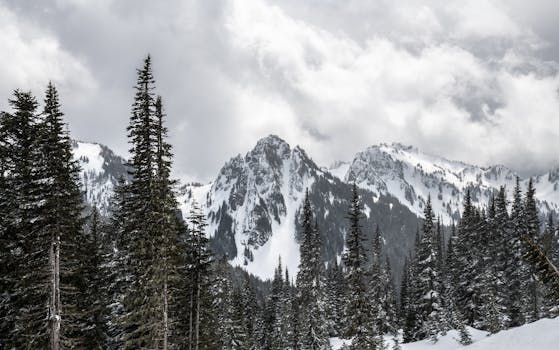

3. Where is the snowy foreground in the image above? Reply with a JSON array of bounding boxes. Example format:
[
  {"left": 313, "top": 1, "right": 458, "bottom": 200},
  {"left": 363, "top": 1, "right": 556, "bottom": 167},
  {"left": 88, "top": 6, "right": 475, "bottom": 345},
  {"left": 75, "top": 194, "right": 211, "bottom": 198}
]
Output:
[{"left": 331, "top": 317, "right": 559, "bottom": 350}]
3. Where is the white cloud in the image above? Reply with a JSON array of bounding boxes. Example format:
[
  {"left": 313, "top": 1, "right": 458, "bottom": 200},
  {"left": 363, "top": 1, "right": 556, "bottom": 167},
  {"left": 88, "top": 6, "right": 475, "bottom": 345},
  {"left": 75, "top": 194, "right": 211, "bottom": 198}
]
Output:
[
  {"left": 0, "top": 3, "right": 96, "bottom": 110},
  {"left": 2, "top": 0, "right": 559, "bottom": 179},
  {"left": 221, "top": 0, "right": 559, "bottom": 175}
]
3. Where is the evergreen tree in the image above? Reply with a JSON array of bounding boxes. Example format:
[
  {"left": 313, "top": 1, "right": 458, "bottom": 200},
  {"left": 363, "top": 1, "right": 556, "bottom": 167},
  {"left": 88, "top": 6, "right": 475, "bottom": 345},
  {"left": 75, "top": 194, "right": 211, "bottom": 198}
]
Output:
[
  {"left": 522, "top": 234, "right": 559, "bottom": 304},
  {"left": 369, "top": 225, "right": 397, "bottom": 338},
  {"left": 240, "top": 273, "right": 260, "bottom": 350},
  {"left": 402, "top": 230, "right": 421, "bottom": 343},
  {"left": 507, "top": 177, "right": 526, "bottom": 327},
  {"left": 383, "top": 257, "right": 399, "bottom": 336},
  {"left": 116, "top": 56, "right": 187, "bottom": 349},
  {"left": 0, "top": 90, "right": 46, "bottom": 348},
  {"left": 541, "top": 214, "right": 559, "bottom": 316},
  {"left": 324, "top": 259, "right": 345, "bottom": 337},
  {"left": 296, "top": 191, "right": 329, "bottom": 349},
  {"left": 265, "top": 258, "right": 289, "bottom": 350},
  {"left": 40, "top": 83, "right": 88, "bottom": 349},
  {"left": 523, "top": 178, "right": 541, "bottom": 322},
  {"left": 453, "top": 189, "right": 485, "bottom": 326},
  {"left": 77, "top": 205, "right": 110, "bottom": 348},
  {"left": 185, "top": 201, "right": 213, "bottom": 350},
  {"left": 411, "top": 195, "right": 445, "bottom": 341},
  {"left": 0, "top": 84, "right": 86, "bottom": 348},
  {"left": 342, "top": 184, "right": 378, "bottom": 349}
]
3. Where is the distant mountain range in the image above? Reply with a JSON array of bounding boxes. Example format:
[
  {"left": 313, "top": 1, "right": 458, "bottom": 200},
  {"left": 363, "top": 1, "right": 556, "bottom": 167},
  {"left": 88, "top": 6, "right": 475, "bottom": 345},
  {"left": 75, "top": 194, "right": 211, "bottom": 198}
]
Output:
[{"left": 72, "top": 136, "right": 559, "bottom": 280}]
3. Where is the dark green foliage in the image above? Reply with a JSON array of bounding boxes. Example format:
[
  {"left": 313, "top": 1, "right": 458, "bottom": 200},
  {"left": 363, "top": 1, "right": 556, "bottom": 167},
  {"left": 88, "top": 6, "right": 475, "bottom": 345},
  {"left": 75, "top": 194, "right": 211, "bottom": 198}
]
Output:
[
  {"left": 522, "top": 234, "right": 559, "bottom": 305},
  {"left": 296, "top": 191, "right": 329, "bottom": 349},
  {"left": 406, "top": 196, "right": 445, "bottom": 341},
  {"left": 0, "top": 84, "right": 87, "bottom": 349},
  {"left": 113, "top": 56, "right": 190, "bottom": 349},
  {"left": 342, "top": 184, "right": 378, "bottom": 349},
  {"left": 77, "top": 206, "right": 110, "bottom": 348},
  {"left": 324, "top": 259, "right": 345, "bottom": 337}
]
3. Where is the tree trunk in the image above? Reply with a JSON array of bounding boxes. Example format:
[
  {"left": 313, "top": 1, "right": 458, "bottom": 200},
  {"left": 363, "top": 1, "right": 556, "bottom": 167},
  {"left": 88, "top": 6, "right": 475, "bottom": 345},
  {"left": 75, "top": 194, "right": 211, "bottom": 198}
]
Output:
[
  {"left": 50, "top": 234, "right": 61, "bottom": 350},
  {"left": 163, "top": 274, "right": 168, "bottom": 350},
  {"left": 189, "top": 283, "right": 193, "bottom": 350},
  {"left": 196, "top": 272, "right": 200, "bottom": 350}
]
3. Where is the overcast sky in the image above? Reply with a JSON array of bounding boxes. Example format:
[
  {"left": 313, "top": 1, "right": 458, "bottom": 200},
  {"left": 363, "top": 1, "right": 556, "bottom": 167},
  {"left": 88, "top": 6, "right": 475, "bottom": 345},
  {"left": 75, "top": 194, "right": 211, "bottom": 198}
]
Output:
[{"left": 2, "top": 0, "right": 559, "bottom": 181}]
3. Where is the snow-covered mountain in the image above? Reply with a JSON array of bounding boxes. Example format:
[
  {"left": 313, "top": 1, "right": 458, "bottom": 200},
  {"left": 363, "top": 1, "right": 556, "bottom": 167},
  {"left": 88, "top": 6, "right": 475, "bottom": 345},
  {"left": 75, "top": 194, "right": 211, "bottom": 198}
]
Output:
[
  {"left": 71, "top": 140, "right": 128, "bottom": 213},
  {"left": 71, "top": 137, "right": 559, "bottom": 281},
  {"left": 178, "top": 136, "right": 420, "bottom": 280},
  {"left": 332, "top": 143, "right": 559, "bottom": 224}
]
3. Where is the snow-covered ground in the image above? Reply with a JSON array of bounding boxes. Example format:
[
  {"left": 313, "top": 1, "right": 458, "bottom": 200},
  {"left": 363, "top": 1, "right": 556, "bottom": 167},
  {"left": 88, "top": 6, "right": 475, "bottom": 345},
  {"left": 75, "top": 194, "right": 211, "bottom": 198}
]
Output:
[{"left": 331, "top": 317, "right": 559, "bottom": 350}]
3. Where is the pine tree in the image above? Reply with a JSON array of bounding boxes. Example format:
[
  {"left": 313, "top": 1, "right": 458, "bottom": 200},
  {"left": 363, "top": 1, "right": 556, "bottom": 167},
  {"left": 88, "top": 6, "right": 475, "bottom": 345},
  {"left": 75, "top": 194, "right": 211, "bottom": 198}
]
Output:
[
  {"left": 265, "top": 258, "right": 289, "bottom": 350},
  {"left": 116, "top": 56, "right": 188, "bottom": 349},
  {"left": 453, "top": 189, "right": 485, "bottom": 326},
  {"left": 523, "top": 178, "right": 541, "bottom": 322},
  {"left": 402, "top": 230, "right": 422, "bottom": 343},
  {"left": 324, "top": 259, "right": 345, "bottom": 337},
  {"left": 411, "top": 195, "right": 445, "bottom": 341},
  {"left": 507, "top": 177, "right": 526, "bottom": 327},
  {"left": 239, "top": 273, "right": 260, "bottom": 350},
  {"left": 399, "top": 257, "right": 411, "bottom": 331},
  {"left": 0, "top": 90, "right": 45, "bottom": 348},
  {"left": 342, "top": 184, "right": 378, "bottom": 349},
  {"left": 370, "top": 225, "right": 396, "bottom": 339},
  {"left": 185, "top": 201, "right": 213, "bottom": 350},
  {"left": 522, "top": 234, "right": 559, "bottom": 303},
  {"left": 78, "top": 205, "right": 110, "bottom": 348},
  {"left": 0, "top": 84, "right": 86, "bottom": 348},
  {"left": 478, "top": 189, "right": 507, "bottom": 333},
  {"left": 40, "top": 83, "right": 88, "bottom": 349},
  {"left": 383, "top": 257, "right": 399, "bottom": 336},
  {"left": 212, "top": 258, "right": 238, "bottom": 349},
  {"left": 105, "top": 177, "right": 131, "bottom": 349},
  {"left": 296, "top": 190, "right": 329, "bottom": 349},
  {"left": 541, "top": 214, "right": 559, "bottom": 316}
]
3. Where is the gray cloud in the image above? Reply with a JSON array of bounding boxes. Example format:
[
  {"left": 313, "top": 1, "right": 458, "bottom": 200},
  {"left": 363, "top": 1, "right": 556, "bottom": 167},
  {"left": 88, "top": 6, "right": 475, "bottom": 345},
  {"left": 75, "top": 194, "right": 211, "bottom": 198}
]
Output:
[{"left": 1, "top": 0, "right": 559, "bottom": 180}]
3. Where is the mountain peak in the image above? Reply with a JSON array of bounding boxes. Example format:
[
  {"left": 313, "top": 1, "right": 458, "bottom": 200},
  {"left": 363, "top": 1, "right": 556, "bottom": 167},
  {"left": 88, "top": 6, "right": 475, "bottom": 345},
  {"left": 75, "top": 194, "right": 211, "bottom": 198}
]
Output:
[
  {"left": 254, "top": 134, "right": 290, "bottom": 150},
  {"left": 380, "top": 142, "right": 417, "bottom": 152}
]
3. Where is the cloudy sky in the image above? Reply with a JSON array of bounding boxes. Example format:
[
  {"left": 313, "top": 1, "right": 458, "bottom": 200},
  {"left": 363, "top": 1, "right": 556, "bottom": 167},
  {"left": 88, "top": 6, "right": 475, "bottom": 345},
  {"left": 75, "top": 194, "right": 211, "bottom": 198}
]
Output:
[{"left": 2, "top": 0, "right": 559, "bottom": 181}]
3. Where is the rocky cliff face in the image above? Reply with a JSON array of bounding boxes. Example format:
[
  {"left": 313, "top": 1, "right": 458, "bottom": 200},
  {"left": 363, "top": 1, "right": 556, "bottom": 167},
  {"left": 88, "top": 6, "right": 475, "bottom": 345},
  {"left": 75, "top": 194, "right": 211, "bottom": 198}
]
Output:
[{"left": 178, "top": 136, "right": 420, "bottom": 279}]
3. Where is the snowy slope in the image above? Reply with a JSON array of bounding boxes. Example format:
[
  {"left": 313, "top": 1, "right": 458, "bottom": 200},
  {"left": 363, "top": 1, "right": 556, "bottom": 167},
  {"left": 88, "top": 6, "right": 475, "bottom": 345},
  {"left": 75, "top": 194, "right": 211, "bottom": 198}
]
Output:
[
  {"left": 177, "top": 136, "right": 321, "bottom": 278},
  {"left": 336, "top": 143, "right": 559, "bottom": 223},
  {"left": 331, "top": 317, "right": 559, "bottom": 350},
  {"left": 71, "top": 140, "right": 128, "bottom": 213},
  {"left": 177, "top": 136, "right": 420, "bottom": 280}
]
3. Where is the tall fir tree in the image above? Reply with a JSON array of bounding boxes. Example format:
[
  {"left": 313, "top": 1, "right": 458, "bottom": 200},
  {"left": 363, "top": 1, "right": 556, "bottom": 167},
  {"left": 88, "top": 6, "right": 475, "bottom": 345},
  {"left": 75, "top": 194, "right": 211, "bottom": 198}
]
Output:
[
  {"left": 296, "top": 190, "right": 330, "bottom": 349},
  {"left": 116, "top": 56, "right": 187, "bottom": 349},
  {"left": 40, "top": 83, "right": 87, "bottom": 349},
  {"left": 185, "top": 201, "right": 213, "bottom": 350},
  {"left": 324, "top": 259, "right": 345, "bottom": 337},
  {"left": 342, "top": 184, "right": 378, "bottom": 349},
  {"left": 0, "top": 90, "right": 46, "bottom": 348},
  {"left": 523, "top": 178, "right": 542, "bottom": 322},
  {"left": 411, "top": 195, "right": 445, "bottom": 341},
  {"left": 540, "top": 214, "right": 559, "bottom": 316},
  {"left": 0, "top": 85, "right": 86, "bottom": 348},
  {"left": 453, "top": 189, "right": 485, "bottom": 326},
  {"left": 508, "top": 177, "right": 527, "bottom": 327},
  {"left": 77, "top": 205, "right": 110, "bottom": 348}
]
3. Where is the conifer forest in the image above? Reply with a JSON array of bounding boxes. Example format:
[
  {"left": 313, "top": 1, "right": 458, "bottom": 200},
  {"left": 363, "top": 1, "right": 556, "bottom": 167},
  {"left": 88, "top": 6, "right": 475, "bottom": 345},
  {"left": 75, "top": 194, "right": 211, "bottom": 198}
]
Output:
[{"left": 1, "top": 55, "right": 559, "bottom": 350}]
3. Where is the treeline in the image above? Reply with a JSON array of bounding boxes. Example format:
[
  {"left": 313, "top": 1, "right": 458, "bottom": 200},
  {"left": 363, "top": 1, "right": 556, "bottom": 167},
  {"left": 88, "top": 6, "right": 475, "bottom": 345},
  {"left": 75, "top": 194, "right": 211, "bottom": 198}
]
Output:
[
  {"left": 400, "top": 182, "right": 559, "bottom": 344},
  {"left": 255, "top": 183, "right": 559, "bottom": 350},
  {"left": 2, "top": 55, "right": 559, "bottom": 350},
  {"left": 0, "top": 56, "right": 252, "bottom": 349}
]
